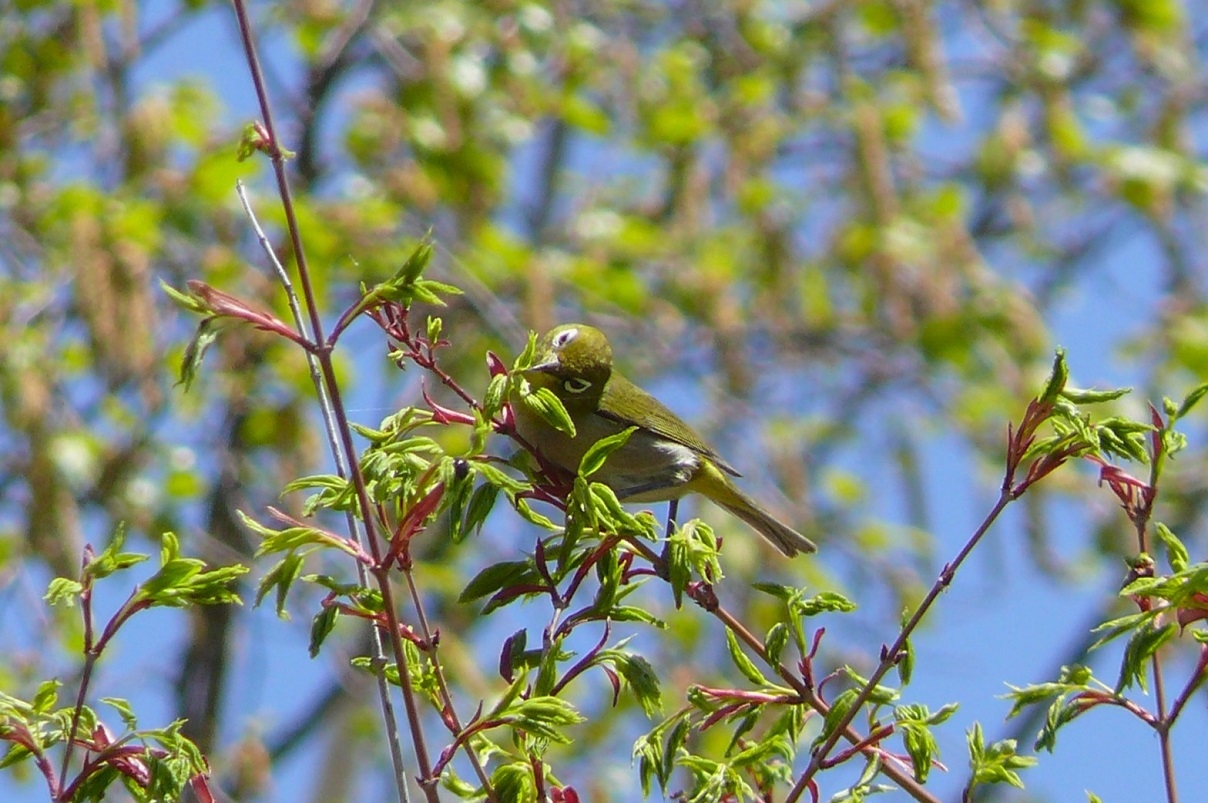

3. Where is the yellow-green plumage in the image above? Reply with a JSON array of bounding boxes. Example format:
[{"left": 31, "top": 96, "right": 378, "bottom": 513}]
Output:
[{"left": 512, "top": 323, "right": 816, "bottom": 557}]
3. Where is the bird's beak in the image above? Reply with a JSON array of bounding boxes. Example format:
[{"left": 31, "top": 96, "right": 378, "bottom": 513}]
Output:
[{"left": 524, "top": 356, "right": 560, "bottom": 375}]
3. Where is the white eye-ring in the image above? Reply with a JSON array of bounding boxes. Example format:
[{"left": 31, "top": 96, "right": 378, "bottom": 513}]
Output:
[
  {"left": 552, "top": 328, "right": 578, "bottom": 349},
  {"left": 563, "top": 377, "right": 592, "bottom": 394}
]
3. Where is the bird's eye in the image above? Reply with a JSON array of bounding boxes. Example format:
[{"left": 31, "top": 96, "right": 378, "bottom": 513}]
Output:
[
  {"left": 552, "top": 328, "right": 578, "bottom": 349},
  {"left": 563, "top": 377, "right": 592, "bottom": 394}
]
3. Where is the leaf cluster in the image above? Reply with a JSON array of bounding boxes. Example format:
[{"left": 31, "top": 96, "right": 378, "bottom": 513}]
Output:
[{"left": 1, "top": 529, "right": 243, "bottom": 802}]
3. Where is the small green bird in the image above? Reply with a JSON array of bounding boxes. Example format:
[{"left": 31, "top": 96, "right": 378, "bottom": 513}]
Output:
[{"left": 512, "top": 323, "right": 816, "bottom": 557}]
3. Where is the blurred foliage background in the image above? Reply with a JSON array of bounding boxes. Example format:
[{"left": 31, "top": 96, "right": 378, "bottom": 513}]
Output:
[{"left": 2, "top": 1, "right": 1208, "bottom": 800}]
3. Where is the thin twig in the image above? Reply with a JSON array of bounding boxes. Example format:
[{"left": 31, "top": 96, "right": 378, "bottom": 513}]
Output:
[
  {"left": 1139, "top": 411, "right": 1177, "bottom": 803},
  {"left": 401, "top": 565, "right": 498, "bottom": 799},
  {"left": 788, "top": 488, "right": 1014, "bottom": 802},
  {"left": 235, "top": 174, "right": 418, "bottom": 798},
  {"left": 228, "top": 3, "right": 433, "bottom": 800},
  {"left": 1154, "top": 653, "right": 1179, "bottom": 803},
  {"left": 56, "top": 582, "right": 98, "bottom": 799}
]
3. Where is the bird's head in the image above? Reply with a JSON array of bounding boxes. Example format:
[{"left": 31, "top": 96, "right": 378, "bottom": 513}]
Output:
[{"left": 524, "top": 323, "right": 613, "bottom": 403}]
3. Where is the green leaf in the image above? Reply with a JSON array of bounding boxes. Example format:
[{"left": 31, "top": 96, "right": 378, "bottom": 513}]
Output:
[
  {"left": 350, "top": 587, "right": 385, "bottom": 615},
  {"left": 589, "top": 482, "right": 646, "bottom": 533},
  {"left": 666, "top": 527, "right": 690, "bottom": 609},
  {"left": 599, "top": 650, "right": 663, "bottom": 718},
  {"left": 1175, "top": 381, "right": 1208, "bottom": 421},
  {"left": 633, "top": 729, "right": 664, "bottom": 796},
  {"left": 513, "top": 331, "right": 539, "bottom": 372},
  {"left": 140, "top": 558, "right": 202, "bottom": 599},
  {"left": 443, "top": 464, "right": 475, "bottom": 544},
  {"left": 897, "top": 635, "right": 914, "bottom": 685},
  {"left": 815, "top": 688, "right": 859, "bottom": 748},
  {"left": 764, "top": 623, "right": 789, "bottom": 666},
  {"left": 84, "top": 526, "right": 150, "bottom": 579},
  {"left": 1060, "top": 386, "right": 1131, "bottom": 404},
  {"left": 416, "top": 278, "right": 463, "bottom": 301},
  {"left": 1093, "top": 418, "right": 1152, "bottom": 463},
  {"left": 425, "top": 314, "right": 443, "bottom": 344},
  {"left": 159, "top": 279, "right": 210, "bottom": 315},
  {"left": 894, "top": 703, "right": 957, "bottom": 783},
  {"left": 1036, "top": 698, "right": 1083, "bottom": 753},
  {"left": 348, "top": 236, "right": 451, "bottom": 315},
  {"left": 602, "top": 606, "right": 665, "bottom": 627},
  {"left": 474, "top": 461, "right": 531, "bottom": 495},
  {"left": 490, "top": 762, "right": 536, "bottom": 802},
  {"left": 242, "top": 511, "right": 361, "bottom": 558},
  {"left": 677, "top": 754, "right": 755, "bottom": 803},
  {"left": 898, "top": 716, "right": 937, "bottom": 781},
  {"left": 927, "top": 702, "right": 959, "bottom": 724},
  {"left": 968, "top": 720, "right": 984, "bottom": 761},
  {"left": 378, "top": 435, "right": 445, "bottom": 458},
  {"left": 282, "top": 473, "right": 350, "bottom": 497},
  {"left": 579, "top": 426, "right": 637, "bottom": 477},
  {"left": 134, "top": 534, "right": 248, "bottom": 609},
  {"left": 728, "top": 728, "right": 792, "bottom": 769},
  {"left": 725, "top": 629, "right": 769, "bottom": 686},
  {"left": 1117, "top": 621, "right": 1176, "bottom": 692},
  {"left": 45, "top": 578, "right": 84, "bottom": 607},
  {"left": 791, "top": 590, "right": 856, "bottom": 617},
  {"left": 966, "top": 722, "right": 1036, "bottom": 794},
  {"left": 591, "top": 549, "right": 620, "bottom": 613},
  {"left": 162, "top": 280, "right": 228, "bottom": 390},
  {"left": 177, "top": 317, "right": 220, "bottom": 391},
  {"left": 0, "top": 743, "right": 33, "bottom": 772},
  {"left": 669, "top": 519, "right": 723, "bottom": 587},
  {"left": 521, "top": 386, "right": 576, "bottom": 437},
  {"left": 559, "top": 479, "right": 592, "bottom": 563},
  {"left": 1039, "top": 348, "right": 1069, "bottom": 404},
  {"left": 255, "top": 552, "right": 306, "bottom": 617},
  {"left": 532, "top": 634, "right": 564, "bottom": 698},
  {"left": 751, "top": 582, "right": 795, "bottom": 602},
  {"left": 458, "top": 560, "right": 540, "bottom": 603},
  {"left": 461, "top": 482, "right": 500, "bottom": 539},
  {"left": 1003, "top": 664, "right": 1097, "bottom": 719},
  {"left": 1090, "top": 610, "right": 1156, "bottom": 651},
  {"left": 100, "top": 697, "right": 138, "bottom": 730},
  {"left": 841, "top": 667, "right": 898, "bottom": 706},
  {"left": 482, "top": 373, "right": 509, "bottom": 420},
  {"left": 32, "top": 680, "right": 60, "bottom": 713},
  {"left": 399, "top": 235, "right": 434, "bottom": 285},
  {"left": 665, "top": 717, "right": 691, "bottom": 779},
  {"left": 511, "top": 496, "right": 560, "bottom": 532},
  {"left": 160, "top": 530, "right": 182, "bottom": 563},
  {"left": 1154, "top": 522, "right": 1189, "bottom": 572},
  {"left": 504, "top": 696, "right": 586, "bottom": 743},
  {"left": 310, "top": 604, "right": 339, "bottom": 658},
  {"left": 829, "top": 755, "right": 893, "bottom": 802}
]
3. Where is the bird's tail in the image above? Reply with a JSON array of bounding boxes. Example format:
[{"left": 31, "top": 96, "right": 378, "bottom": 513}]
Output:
[{"left": 693, "top": 463, "right": 817, "bottom": 557}]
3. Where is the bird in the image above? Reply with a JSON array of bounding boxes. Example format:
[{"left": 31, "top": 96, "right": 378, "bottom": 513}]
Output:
[{"left": 511, "top": 323, "right": 816, "bottom": 557}]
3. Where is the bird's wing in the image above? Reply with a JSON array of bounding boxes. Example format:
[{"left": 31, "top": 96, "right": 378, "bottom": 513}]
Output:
[{"left": 597, "top": 373, "right": 741, "bottom": 477}]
